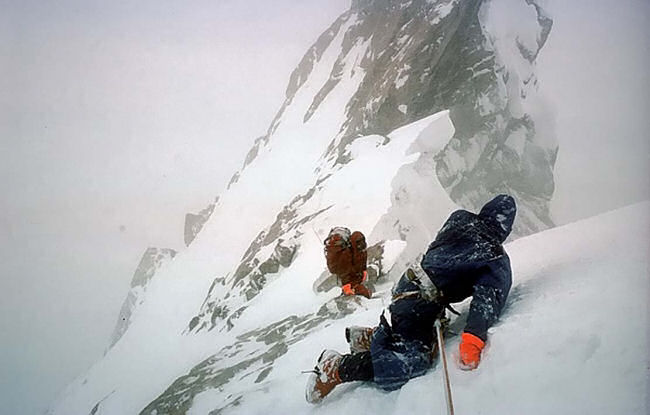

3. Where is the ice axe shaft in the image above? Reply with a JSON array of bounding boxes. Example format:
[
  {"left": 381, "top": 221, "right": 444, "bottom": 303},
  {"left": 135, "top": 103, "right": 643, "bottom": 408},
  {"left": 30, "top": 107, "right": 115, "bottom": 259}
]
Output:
[{"left": 435, "top": 319, "right": 455, "bottom": 415}]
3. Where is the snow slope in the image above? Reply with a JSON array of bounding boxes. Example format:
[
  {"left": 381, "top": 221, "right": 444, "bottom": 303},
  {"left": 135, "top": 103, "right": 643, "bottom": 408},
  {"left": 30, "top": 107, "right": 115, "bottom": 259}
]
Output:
[
  {"left": 47, "top": 1, "right": 649, "bottom": 413},
  {"left": 191, "top": 201, "right": 650, "bottom": 415},
  {"left": 49, "top": 105, "right": 458, "bottom": 415}
]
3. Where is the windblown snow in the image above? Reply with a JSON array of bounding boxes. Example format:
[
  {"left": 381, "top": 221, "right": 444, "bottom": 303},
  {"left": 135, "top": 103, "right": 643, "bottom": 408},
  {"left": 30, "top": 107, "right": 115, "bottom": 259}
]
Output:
[
  {"left": 47, "top": 0, "right": 649, "bottom": 414},
  {"left": 49, "top": 105, "right": 649, "bottom": 414},
  {"left": 188, "top": 202, "right": 650, "bottom": 415}
]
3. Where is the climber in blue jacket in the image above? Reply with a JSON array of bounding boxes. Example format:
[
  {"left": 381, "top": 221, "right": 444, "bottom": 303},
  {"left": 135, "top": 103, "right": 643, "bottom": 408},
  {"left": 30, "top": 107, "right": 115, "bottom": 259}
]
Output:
[{"left": 306, "top": 194, "right": 516, "bottom": 403}]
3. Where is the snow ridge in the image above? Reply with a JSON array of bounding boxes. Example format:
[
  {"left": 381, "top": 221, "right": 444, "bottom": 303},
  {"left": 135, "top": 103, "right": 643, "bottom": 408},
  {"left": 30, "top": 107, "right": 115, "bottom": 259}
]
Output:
[{"left": 48, "top": 2, "right": 648, "bottom": 415}]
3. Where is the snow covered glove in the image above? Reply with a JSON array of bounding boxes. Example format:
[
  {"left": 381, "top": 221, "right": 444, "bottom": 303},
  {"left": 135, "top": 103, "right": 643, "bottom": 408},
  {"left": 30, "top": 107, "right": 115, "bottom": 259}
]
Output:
[{"left": 459, "top": 332, "right": 485, "bottom": 370}]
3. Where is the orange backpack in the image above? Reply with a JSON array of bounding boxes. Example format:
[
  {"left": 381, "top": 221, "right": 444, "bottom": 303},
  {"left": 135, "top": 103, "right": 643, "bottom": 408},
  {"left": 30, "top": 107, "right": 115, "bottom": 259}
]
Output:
[{"left": 323, "top": 227, "right": 367, "bottom": 280}]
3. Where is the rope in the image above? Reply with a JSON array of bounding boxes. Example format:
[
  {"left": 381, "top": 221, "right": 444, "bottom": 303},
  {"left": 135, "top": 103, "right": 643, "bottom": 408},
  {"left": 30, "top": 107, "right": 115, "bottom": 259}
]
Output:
[{"left": 435, "top": 318, "right": 455, "bottom": 415}]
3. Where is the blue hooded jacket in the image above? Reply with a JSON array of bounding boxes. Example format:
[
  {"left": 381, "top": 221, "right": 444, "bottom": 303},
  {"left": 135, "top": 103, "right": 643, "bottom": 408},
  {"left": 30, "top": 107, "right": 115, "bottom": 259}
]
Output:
[
  {"left": 421, "top": 194, "right": 515, "bottom": 338},
  {"left": 420, "top": 194, "right": 515, "bottom": 302},
  {"left": 371, "top": 195, "right": 516, "bottom": 390}
]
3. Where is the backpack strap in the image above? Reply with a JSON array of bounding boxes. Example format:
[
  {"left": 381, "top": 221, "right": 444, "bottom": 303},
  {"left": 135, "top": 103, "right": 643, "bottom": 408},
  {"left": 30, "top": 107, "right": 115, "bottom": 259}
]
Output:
[
  {"left": 349, "top": 231, "right": 367, "bottom": 270},
  {"left": 444, "top": 304, "right": 461, "bottom": 316}
]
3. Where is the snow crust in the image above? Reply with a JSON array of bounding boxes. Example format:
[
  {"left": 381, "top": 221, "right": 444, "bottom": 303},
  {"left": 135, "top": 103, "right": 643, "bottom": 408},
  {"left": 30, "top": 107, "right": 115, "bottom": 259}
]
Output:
[
  {"left": 427, "top": 0, "right": 458, "bottom": 25},
  {"left": 47, "top": 13, "right": 455, "bottom": 414},
  {"left": 193, "top": 202, "right": 650, "bottom": 415},
  {"left": 55, "top": 102, "right": 650, "bottom": 415},
  {"left": 48, "top": 2, "right": 649, "bottom": 414},
  {"left": 480, "top": 0, "right": 556, "bottom": 150},
  {"left": 233, "top": 111, "right": 455, "bottom": 329},
  {"left": 48, "top": 13, "right": 365, "bottom": 415},
  {"left": 49, "top": 101, "right": 456, "bottom": 414}
]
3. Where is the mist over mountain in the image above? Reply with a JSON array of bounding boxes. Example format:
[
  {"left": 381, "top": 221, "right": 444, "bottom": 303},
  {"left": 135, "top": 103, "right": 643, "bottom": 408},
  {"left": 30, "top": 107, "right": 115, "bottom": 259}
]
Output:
[{"left": 46, "top": 1, "right": 649, "bottom": 414}]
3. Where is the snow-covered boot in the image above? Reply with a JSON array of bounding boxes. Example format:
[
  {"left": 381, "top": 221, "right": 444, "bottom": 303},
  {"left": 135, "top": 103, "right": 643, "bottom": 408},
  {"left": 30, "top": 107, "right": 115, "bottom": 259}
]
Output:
[
  {"left": 345, "top": 326, "right": 375, "bottom": 354},
  {"left": 305, "top": 350, "right": 343, "bottom": 404}
]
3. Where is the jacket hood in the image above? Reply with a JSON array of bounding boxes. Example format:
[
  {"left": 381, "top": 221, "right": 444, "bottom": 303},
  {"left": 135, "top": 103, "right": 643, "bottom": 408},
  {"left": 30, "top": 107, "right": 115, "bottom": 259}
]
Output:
[{"left": 478, "top": 194, "right": 517, "bottom": 242}]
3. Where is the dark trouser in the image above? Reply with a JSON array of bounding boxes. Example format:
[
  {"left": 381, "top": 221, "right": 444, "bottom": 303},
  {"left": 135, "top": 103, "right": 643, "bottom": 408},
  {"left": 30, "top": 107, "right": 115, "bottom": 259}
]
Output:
[{"left": 338, "top": 351, "right": 374, "bottom": 382}]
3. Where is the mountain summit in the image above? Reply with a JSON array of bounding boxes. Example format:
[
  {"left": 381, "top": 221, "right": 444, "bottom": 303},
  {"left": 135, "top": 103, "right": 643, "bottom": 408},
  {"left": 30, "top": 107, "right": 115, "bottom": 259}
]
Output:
[{"left": 232, "top": 0, "right": 556, "bottom": 237}]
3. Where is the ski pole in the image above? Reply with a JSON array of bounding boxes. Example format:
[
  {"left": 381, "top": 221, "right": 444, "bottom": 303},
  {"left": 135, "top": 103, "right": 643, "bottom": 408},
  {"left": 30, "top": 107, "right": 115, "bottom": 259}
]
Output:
[{"left": 435, "top": 318, "right": 455, "bottom": 415}]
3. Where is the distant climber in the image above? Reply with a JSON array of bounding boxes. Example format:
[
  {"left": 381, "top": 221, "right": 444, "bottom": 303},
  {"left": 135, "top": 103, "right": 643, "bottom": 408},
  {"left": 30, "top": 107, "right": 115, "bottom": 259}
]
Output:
[
  {"left": 306, "top": 195, "right": 517, "bottom": 403},
  {"left": 323, "top": 227, "right": 372, "bottom": 299}
]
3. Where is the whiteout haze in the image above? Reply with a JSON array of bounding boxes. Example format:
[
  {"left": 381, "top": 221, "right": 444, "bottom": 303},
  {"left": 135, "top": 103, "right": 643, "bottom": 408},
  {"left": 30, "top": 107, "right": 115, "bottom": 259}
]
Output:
[{"left": 48, "top": 0, "right": 650, "bottom": 414}]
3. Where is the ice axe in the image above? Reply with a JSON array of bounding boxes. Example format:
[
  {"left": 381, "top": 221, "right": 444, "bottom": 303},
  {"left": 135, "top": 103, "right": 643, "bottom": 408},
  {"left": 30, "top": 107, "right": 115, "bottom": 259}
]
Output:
[{"left": 435, "top": 318, "right": 455, "bottom": 415}]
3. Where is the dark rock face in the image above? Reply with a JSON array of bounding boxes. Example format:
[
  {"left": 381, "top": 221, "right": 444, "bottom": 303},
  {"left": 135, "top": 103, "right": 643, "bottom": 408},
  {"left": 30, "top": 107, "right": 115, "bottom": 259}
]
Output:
[
  {"left": 136, "top": 0, "right": 557, "bottom": 412},
  {"left": 188, "top": 185, "right": 332, "bottom": 333},
  {"left": 242, "top": 135, "right": 269, "bottom": 168},
  {"left": 432, "top": 0, "right": 556, "bottom": 236},
  {"left": 272, "top": 0, "right": 555, "bottom": 236},
  {"left": 184, "top": 198, "right": 218, "bottom": 247},
  {"left": 184, "top": 0, "right": 555, "bottom": 393},
  {"left": 108, "top": 247, "right": 176, "bottom": 349},
  {"left": 142, "top": 295, "right": 371, "bottom": 415},
  {"left": 222, "top": 0, "right": 555, "bottom": 238}
]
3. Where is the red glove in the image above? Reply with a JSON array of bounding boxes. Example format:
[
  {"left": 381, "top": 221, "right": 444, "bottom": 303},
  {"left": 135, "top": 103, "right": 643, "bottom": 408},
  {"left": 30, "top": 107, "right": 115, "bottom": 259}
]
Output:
[
  {"left": 341, "top": 283, "right": 355, "bottom": 296},
  {"left": 352, "top": 283, "right": 372, "bottom": 299},
  {"left": 459, "top": 332, "right": 485, "bottom": 370},
  {"left": 341, "top": 283, "right": 372, "bottom": 298}
]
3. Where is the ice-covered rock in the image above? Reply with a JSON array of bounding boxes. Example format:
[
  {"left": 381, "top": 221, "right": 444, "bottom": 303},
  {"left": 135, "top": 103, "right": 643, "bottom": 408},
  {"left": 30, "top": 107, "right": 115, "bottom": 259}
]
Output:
[
  {"left": 107, "top": 247, "right": 176, "bottom": 349},
  {"left": 184, "top": 198, "right": 218, "bottom": 247},
  {"left": 48, "top": 2, "right": 570, "bottom": 414}
]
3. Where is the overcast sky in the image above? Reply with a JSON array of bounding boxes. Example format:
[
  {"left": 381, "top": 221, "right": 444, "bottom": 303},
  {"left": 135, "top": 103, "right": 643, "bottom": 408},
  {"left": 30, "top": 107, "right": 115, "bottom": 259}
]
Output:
[
  {"left": 0, "top": 1, "right": 349, "bottom": 414},
  {"left": 0, "top": 1, "right": 648, "bottom": 414},
  {"left": 541, "top": 0, "right": 650, "bottom": 223}
]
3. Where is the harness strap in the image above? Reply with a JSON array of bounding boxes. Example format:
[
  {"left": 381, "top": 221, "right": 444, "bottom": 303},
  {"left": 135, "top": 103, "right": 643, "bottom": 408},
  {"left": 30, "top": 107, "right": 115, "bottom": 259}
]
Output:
[
  {"left": 391, "top": 290, "right": 421, "bottom": 302},
  {"left": 391, "top": 290, "right": 461, "bottom": 316},
  {"left": 445, "top": 304, "right": 461, "bottom": 316}
]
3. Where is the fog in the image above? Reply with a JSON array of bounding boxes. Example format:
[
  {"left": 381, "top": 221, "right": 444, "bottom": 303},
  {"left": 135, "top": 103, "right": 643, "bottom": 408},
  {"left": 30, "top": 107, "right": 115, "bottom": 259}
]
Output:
[
  {"left": 1, "top": 0, "right": 648, "bottom": 414},
  {"left": 540, "top": 0, "right": 650, "bottom": 223},
  {"left": 0, "top": 1, "right": 349, "bottom": 414}
]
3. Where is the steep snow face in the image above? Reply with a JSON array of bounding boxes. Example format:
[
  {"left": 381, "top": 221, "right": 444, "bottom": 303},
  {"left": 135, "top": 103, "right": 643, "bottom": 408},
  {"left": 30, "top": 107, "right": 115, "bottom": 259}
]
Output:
[
  {"left": 49, "top": 108, "right": 456, "bottom": 415},
  {"left": 188, "top": 112, "right": 455, "bottom": 337},
  {"left": 434, "top": 0, "right": 556, "bottom": 236},
  {"left": 138, "top": 111, "right": 457, "bottom": 415},
  {"left": 107, "top": 247, "right": 176, "bottom": 349},
  {"left": 49, "top": 1, "right": 565, "bottom": 414},
  {"left": 205, "top": 0, "right": 555, "bottom": 240},
  {"left": 291, "top": 0, "right": 555, "bottom": 237},
  {"left": 187, "top": 202, "right": 650, "bottom": 415}
]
